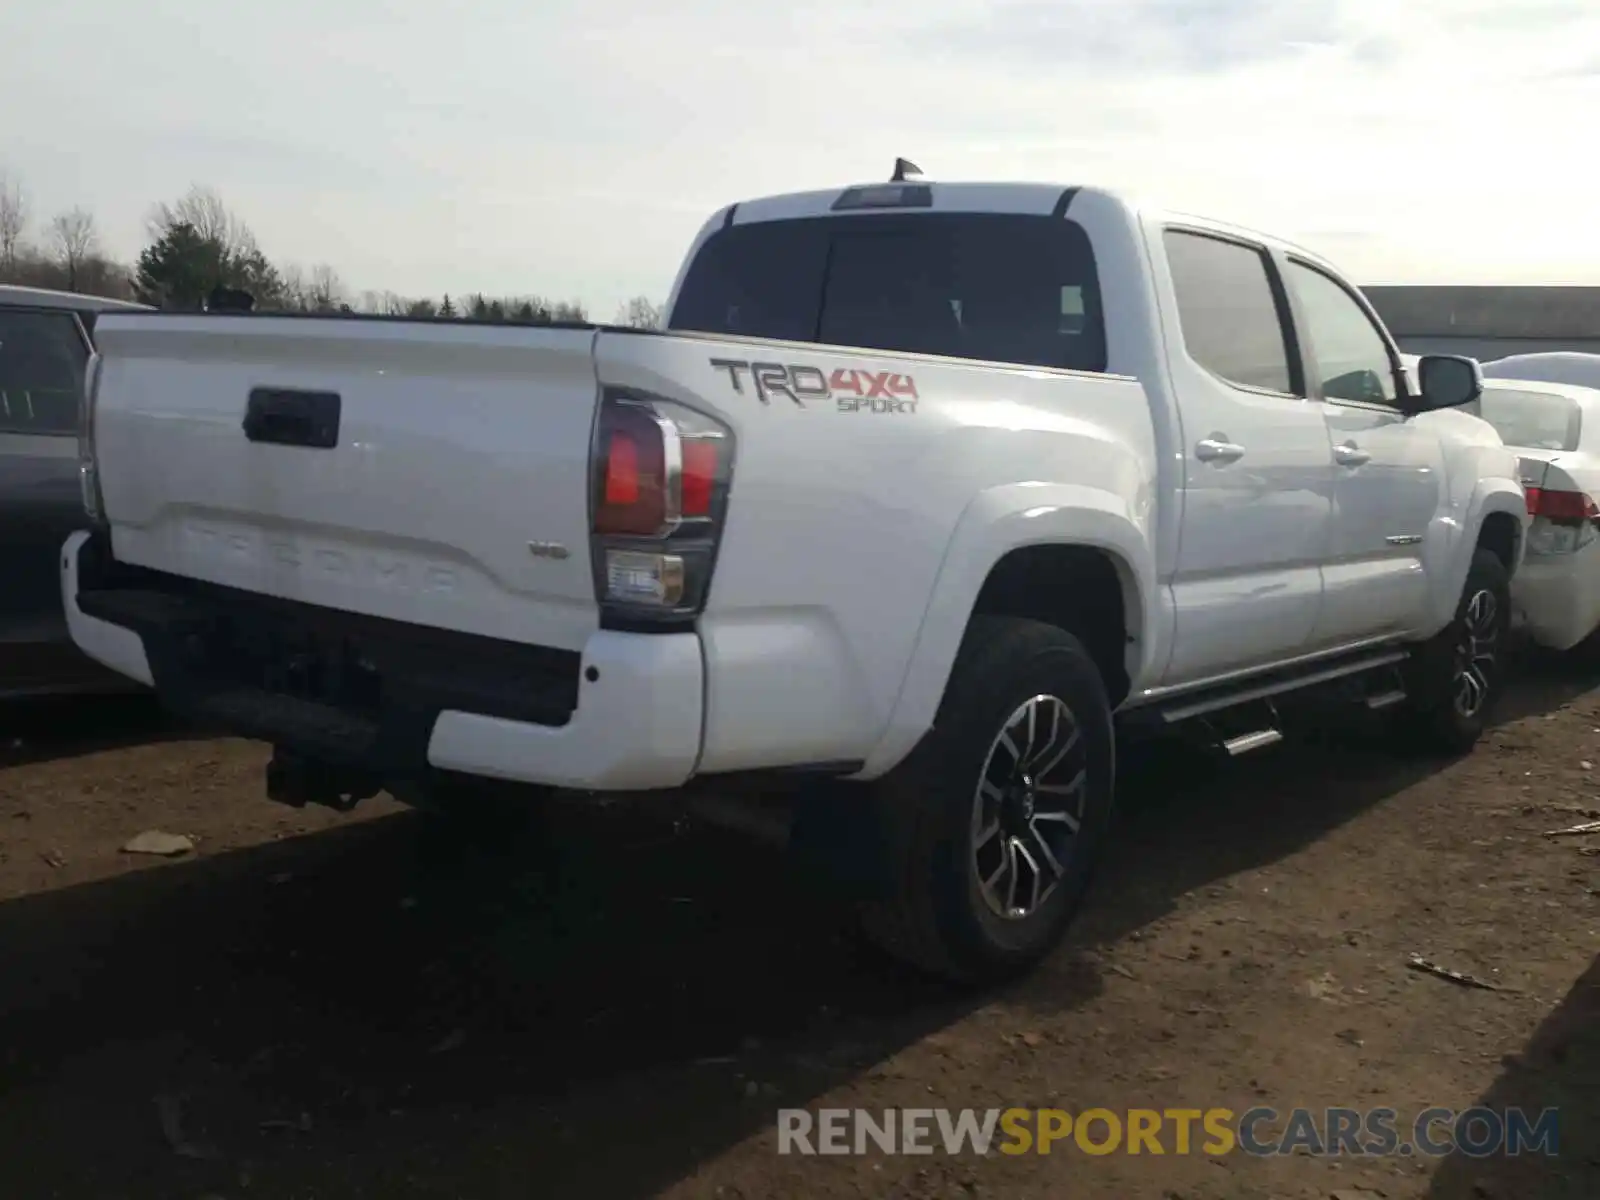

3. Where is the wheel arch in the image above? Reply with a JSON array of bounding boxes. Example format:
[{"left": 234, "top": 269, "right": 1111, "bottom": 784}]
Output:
[
  {"left": 1423, "top": 478, "right": 1527, "bottom": 632},
  {"left": 970, "top": 544, "right": 1139, "bottom": 706},
  {"left": 855, "top": 485, "right": 1157, "bottom": 779},
  {"left": 1477, "top": 509, "right": 1522, "bottom": 575}
]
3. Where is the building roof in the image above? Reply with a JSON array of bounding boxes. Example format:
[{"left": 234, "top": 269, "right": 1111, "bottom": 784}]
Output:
[{"left": 1363, "top": 286, "right": 1600, "bottom": 339}]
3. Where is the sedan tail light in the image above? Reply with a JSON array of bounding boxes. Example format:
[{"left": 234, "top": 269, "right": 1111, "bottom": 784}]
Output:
[{"left": 1525, "top": 486, "right": 1600, "bottom": 556}]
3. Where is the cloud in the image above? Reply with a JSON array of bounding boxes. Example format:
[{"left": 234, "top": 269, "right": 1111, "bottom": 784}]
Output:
[
  {"left": 2, "top": 0, "right": 1599, "bottom": 312},
  {"left": 905, "top": 0, "right": 1346, "bottom": 73}
]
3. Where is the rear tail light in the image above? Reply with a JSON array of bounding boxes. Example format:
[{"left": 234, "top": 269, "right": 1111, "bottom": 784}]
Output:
[
  {"left": 590, "top": 390, "right": 734, "bottom": 627},
  {"left": 1525, "top": 486, "right": 1600, "bottom": 556},
  {"left": 1525, "top": 487, "right": 1597, "bottom": 521}
]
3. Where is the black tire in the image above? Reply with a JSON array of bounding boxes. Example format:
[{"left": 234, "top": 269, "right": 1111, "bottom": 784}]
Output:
[
  {"left": 857, "top": 616, "right": 1116, "bottom": 986},
  {"left": 1399, "top": 547, "right": 1512, "bottom": 755},
  {"left": 1566, "top": 624, "right": 1600, "bottom": 666}
]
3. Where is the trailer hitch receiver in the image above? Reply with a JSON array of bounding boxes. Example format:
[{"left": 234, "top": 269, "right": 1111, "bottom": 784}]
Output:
[{"left": 265, "top": 748, "right": 382, "bottom": 813}]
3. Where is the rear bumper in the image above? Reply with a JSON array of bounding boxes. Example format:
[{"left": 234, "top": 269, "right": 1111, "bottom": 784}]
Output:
[
  {"left": 60, "top": 529, "right": 704, "bottom": 790},
  {"left": 1512, "top": 544, "right": 1600, "bottom": 652}
]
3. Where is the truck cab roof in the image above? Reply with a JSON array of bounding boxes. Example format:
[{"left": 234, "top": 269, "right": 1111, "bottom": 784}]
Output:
[{"left": 717, "top": 180, "right": 1341, "bottom": 275}]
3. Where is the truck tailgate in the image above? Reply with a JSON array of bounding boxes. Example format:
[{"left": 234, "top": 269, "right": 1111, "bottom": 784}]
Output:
[{"left": 89, "top": 315, "right": 603, "bottom": 652}]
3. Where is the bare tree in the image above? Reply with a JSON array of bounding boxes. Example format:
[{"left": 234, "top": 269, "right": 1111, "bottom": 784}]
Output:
[
  {"left": 307, "top": 264, "right": 347, "bottom": 312},
  {"left": 50, "top": 207, "right": 99, "bottom": 291},
  {"left": 358, "top": 289, "right": 409, "bottom": 316},
  {"left": 147, "top": 185, "right": 258, "bottom": 257},
  {"left": 615, "top": 296, "right": 662, "bottom": 328},
  {"left": 277, "top": 263, "right": 308, "bottom": 310},
  {"left": 0, "top": 170, "right": 26, "bottom": 276}
]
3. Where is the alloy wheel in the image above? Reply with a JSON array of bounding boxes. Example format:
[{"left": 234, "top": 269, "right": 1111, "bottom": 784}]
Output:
[
  {"left": 970, "top": 694, "right": 1088, "bottom": 921},
  {"left": 1452, "top": 588, "right": 1500, "bottom": 719}
]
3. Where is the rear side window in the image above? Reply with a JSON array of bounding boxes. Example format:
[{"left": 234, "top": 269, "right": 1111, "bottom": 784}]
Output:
[
  {"left": 1472, "top": 386, "right": 1582, "bottom": 452},
  {"left": 1163, "top": 230, "right": 1295, "bottom": 395},
  {"left": 0, "top": 308, "right": 88, "bottom": 435},
  {"left": 669, "top": 213, "right": 1106, "bottom": 373}
]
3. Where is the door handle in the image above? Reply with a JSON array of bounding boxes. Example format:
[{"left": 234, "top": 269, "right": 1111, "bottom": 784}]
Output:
[
  {"left": 1194, "top": 437, "right": 1245, "bottom": 464},
  {"left": 1333, "top": 441, "right": 1371, "bottom": 468}
]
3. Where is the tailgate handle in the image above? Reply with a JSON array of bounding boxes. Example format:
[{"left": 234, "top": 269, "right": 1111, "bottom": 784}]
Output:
[{"left": 244, "top": 388, "right": 341, "bottom": 449}]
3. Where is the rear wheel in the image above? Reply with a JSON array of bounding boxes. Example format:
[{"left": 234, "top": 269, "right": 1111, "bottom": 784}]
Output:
[
  {"left": 1566, "top": 623, "right": 1600, "bottom": 664},
  {"left": 857, "top": 617, "right": 1116, "bottom": 985},
  {"left": 1399, "top": 548, "right": 1511, "bottom": 754}
]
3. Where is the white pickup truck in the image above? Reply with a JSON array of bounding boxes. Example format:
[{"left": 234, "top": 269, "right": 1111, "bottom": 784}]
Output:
[{"left": 64, "top": 174, "right": 1526, "bottom": 984}]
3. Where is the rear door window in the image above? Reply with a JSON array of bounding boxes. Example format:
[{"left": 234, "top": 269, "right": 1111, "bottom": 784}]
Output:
[
  {"left": 669, "top": 212, "right": 1107, "bottom": 373},
  {"left": 0, "top": 308, "right": 89, "bottom": 435},
  {"left": 1163, "top": 229, "right": 1298, "bottom": 396}
]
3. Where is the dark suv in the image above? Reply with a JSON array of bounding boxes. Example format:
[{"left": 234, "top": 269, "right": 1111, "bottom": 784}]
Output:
[{"left": 0, "top": 284, "right": 150, "bottom": 697}]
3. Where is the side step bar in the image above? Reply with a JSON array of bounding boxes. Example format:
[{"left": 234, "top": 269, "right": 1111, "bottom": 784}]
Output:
[
  {"left": 1222, "top": 729, "right": 1283, "bottom": 757},
  {"left": 1156, "top": 648, "right": 1409, "bottom": 725}
]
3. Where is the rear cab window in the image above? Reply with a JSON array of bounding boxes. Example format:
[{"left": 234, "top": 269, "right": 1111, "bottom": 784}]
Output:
[
  {"left": 668, "top": 212, "right": 1107, "bottom": 373},
  {"left": 0, "top": 307, "right": 89, "bottom": 435}
]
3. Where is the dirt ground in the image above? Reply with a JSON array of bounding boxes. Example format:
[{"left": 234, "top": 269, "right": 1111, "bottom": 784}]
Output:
[{"left": 3, "top": 654, "right": 1600, "bottom": 1200}]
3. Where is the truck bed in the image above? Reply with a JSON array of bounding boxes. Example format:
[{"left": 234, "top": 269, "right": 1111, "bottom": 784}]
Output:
[{"left": 77, "top": 306, "right": 1155, "bottom": 786}]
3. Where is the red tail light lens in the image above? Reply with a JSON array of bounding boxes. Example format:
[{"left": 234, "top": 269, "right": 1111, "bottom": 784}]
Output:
[
  {"left": 594, "top": 404, "right": 668, "bottom": 536},
  {"left": 680, "top": 438, "right": 720, "bottom": 518},
  {"left": 1525, "top": 487, "right": 1599, "bottom": 522},
  {"left": 604, "top": 432, "right": 642, "bottom": 506}
]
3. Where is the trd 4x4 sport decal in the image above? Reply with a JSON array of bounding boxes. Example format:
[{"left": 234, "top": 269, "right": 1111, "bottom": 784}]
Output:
[{"left": 709, "top": 358, "right": 919, "bottom": 413}]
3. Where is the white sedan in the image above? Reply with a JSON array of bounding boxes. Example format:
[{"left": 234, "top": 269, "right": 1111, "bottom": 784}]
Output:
[
  {"left": 1482, "top": 351, "right": 1600, "bottom": 392},
  {"left": 1465, "top": 373, "right": 1600, "bottom": 652}
]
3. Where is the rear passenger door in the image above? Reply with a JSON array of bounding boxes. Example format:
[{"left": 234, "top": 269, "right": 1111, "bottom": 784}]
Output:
[
  {"left": 1281, "top": 259, "right": 1442, "bottom": 646},
  {"left": 1155, "top": 228, "right": 1336, "bottom": 685},
  {"left": 0, "top": 305, "right": 92, "bottom": 641}
]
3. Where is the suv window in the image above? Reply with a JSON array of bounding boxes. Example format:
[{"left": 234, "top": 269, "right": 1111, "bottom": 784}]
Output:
[
  {"left": 0, "top": 308, "right": 88, "bottom": 435},
  {"left": 669, "top": 212, "right": 1106, "bottom": 373},
  {"left": 1163, "top": 229, "right": 1295, "bottom": 395},
  {"left": 1285, "top": 260, "right": 1399, "bottom": 405}
]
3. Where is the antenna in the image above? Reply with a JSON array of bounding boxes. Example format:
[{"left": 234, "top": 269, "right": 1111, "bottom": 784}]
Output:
[{"left": 891, "top": 157, "right": 923, "bottom": 183}]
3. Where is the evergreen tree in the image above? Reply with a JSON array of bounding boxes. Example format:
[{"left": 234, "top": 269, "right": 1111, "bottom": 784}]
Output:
[{"left": 134, "top": 221, "right": 214, "bottom": 309}]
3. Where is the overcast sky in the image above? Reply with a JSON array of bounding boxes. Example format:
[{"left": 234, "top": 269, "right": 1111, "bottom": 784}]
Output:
[{"left": 5, "top": 0, "right": 1598, "bottom": 316}]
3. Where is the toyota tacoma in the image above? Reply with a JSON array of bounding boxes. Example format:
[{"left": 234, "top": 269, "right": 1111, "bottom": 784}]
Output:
[{"left": 63, "top": 173, "right": 1525, "bottom": 983}]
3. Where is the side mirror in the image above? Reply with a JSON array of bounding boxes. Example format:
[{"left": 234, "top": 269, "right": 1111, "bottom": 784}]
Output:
[{"left": 1410, "top": 354, "right": 1483, "bottom": 413}]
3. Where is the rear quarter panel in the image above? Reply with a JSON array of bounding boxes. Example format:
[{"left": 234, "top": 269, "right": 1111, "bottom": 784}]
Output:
[{"left": 595, "top": 331, "right": 1157, "bottom": 775}]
